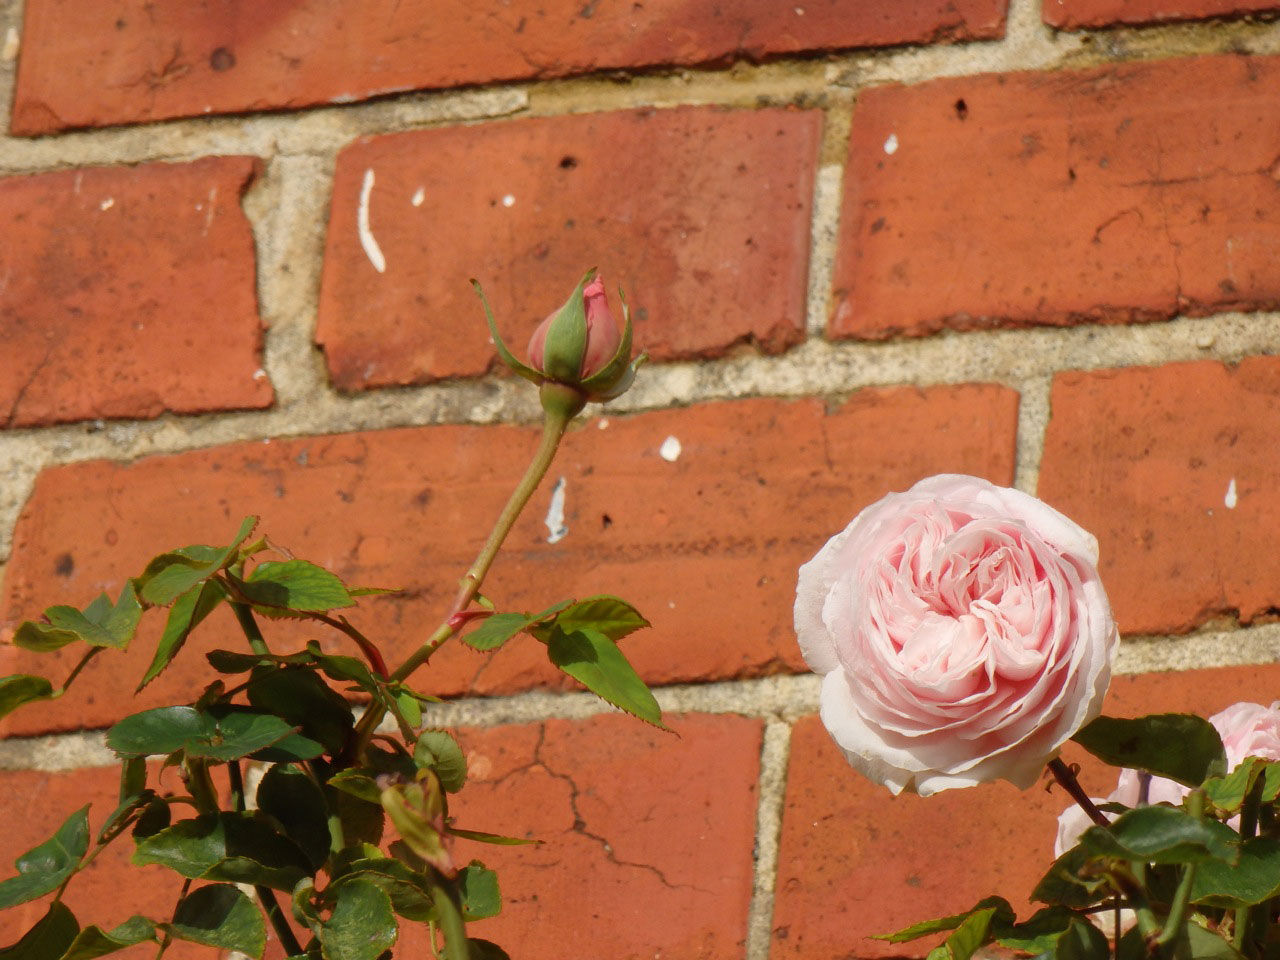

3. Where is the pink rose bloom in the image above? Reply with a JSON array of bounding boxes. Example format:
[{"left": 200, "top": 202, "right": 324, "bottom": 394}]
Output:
[
  {"left": 527, "top": 276, "right": 621, "bottom": 380},
  {"left": 795, "top": 475, "right": 1118, "bottom": 797},
  {"left": 1056, "top": 701, "right": 1280, "bottom": 857}
]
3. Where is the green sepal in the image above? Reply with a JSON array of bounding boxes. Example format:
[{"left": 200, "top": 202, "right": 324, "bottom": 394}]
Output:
[
  {"left": 471, "top": 279, "right": 542, "bottom": 383},
  {"left": 539, "top": 268, "right": 594, "bottom": 383},
  {"left": 447, "top": 826, "right": 541, "bottom": 846},
  {"left": 0, "top": 674, "right": 56, "bottom": 720},
  {"left": 0, "top": 805, "right": 90, "bottom": 908}
]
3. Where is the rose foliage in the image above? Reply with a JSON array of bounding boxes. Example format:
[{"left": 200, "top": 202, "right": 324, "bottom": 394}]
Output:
[
  {"left": 799, "top": 476, "right": 1280, "bottom": 960},
  {"left": 0, "top": 271, "right": 661, "bottom": 960}
]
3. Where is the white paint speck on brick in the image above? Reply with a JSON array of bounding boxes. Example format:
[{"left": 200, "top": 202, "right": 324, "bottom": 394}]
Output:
[
  {"left": 883, "top": 133, "right": 899, "bottom": 155},
  {"left": 358, "top": 168, "right": 387, "bottom": 274},
  {"left": 412, "top": 187, "right": 425, "bottom": 207},
  {"left": 659, "top": 436, "right": 682, "bottom": 462},
  {"left": 545, "top": 476, "right": 568, "bottom": 544},
  {"left": 502, "top": 194, "right": 516, "bottom": 208},
  {"left": 99, "top": 197, "right": 114, "bottom": 211},
  {"left": 1225, "top": 477, "right": 1238, "bottom": 509}
]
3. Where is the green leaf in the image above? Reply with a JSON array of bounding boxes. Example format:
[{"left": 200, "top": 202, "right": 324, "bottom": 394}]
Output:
[
  {"left": 1031, "top": 844, "right": 1111, "bottom": 908},
  {"left": 162, "top": 884, "right": 266, "bottom": 959},
  {"left": 334, "top": 790, "right": 384, "bottom": 848},
  {"left": 138, "top": 580, "right": 226, "bottom": 690},
  {"left": 137, "top": 517, "right": 257, "bottom": 606},
  {"left": 458, "top": 862, "right": 501, "bottom": 921},
  {"left": 328, "top": 770, "right": 382, "bottom": 804},
  {"left": 544, "top": 595, "right": 650, "bottom": 642},
  {"left": 462, "top": 601, "right": 573, "bottom": 652},
  {"left": 546, "top": 627, "right": 664, "bottom": 728},
  {"left": 14, "top": 583, "right": 142, "bottom": 653},
  {"left": 1072, "top": 714, "right": 1227, "bottom": 787},
  {"left": 993, "top": 906, "right": 1077, "bottom": 953},
  {"left": 257, "top": 765, "right": 331, "bottom": 872},
  {"left": 0, "top": 675, "right": 55, "bottom": 720},
  {"left": 1168, "top": 921, "right": 1246, "bottom": 960},
  {"left": 306, "top": 642, "right": 378, "bottom": 694},
  {"left": 132, "top": 799, "right": 171, "bottom": 839},
  {"left": 936, "top": 907, "right": 999, "bottom": 960},
  {"left": 1079, "top": 805, "right": 1239, "bottom": 864},
  {"left": 1191, "top": 835, "right": 1280, "bottom": 907},
  {"left": 97, "top": 790, "right": 155, "bottom": 845},
  {"left": 239, "top": 560, "right": 356, "bottom": 613},
  {"left": 1052, "top": 918, "right": 1111, "bottom": 960},
  {"left": 133, "top": 812, "right": 312, "bottom": 891},
  {"left": 0, "top": 901, "right": 79, "bottom": 960},
  {"left": 875, "top": 897, "right": 1014, "bottom": 943},
  {"left": 247, "top": 667, "right": 353, "bottom": 756},
  {"left": 59, "top": 916, "right": 155, "bottom": 960},
  {"left": 446, "top": 826, "right": 541, "bottom": 846},
  {"left": 466, "top": 940, "right": 512, "bottom": 960},
  {"left": 320, "top": 878, "right": 398, "bottom": 960},
  {"left": 106, "top": 705, "right": 309, "bottom": 761},
  {"left": 0, "top": 805, "right": 90, "bottom": 908},
  {"left": 206, "top": 648, "right": 314, "bottom": 673},
  {"left": 415, "top": 731, "right": 467, "bottom": 793},
  {"left": 334, "top": 860, "right": 434, "bottom": 922},
  {"left": 461, "top": 614, "right": 531, "bottom": 653}
]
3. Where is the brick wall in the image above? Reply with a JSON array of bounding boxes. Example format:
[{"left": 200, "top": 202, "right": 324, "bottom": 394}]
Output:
[{"left": 2, "top": 0, "right": 1280, "bottom": 957}]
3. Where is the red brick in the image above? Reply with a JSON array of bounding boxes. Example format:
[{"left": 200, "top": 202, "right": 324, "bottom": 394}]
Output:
[
  {"left": 1044, "top": 0, "right": 1280, "bottom": 29},
  {"left": 401, "top": 713, "right": 762, "bottom": 958},
  {"left": 830, "top": 55, "right": 1280, "bottom": 340},
  {"left": 0, "top": 158, "right": 272, "bottom": 428},
  {"left": 0, "top": 387, "right": 1016, "bottom": 736},
  {"left": 315, "top": 107, "right": 818, "bottom": 390},
  {"left": 0, "top": 765, "right": 234, "bottom": 959},
  {"left": 12, "top": 1, "right": 1007, "bottom": 135},
  {"left": 771, "top": 662, "right": 1280, "bottom": 959},
  {"left": 1038, "top": 356, "right": 1280, "bottom": 637}
]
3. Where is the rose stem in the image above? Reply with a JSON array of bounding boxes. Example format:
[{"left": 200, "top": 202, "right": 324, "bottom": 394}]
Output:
[
  {"left": 347, "top": 406, "right": 573, "bottom": 759},
  {"left": 1048, "top": 757, "right": 1110, "bottom": 828}
]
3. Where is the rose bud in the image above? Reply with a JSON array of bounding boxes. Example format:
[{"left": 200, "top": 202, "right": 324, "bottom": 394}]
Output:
[
  {"left": 472, "top": 269, "right": 646, "bottom": 420},
  {"left": 795, "top": 474, "right": 1118, "bottom": 797},
  {"left": 528, "top": 276, "right": 622, "bottom": 382}
]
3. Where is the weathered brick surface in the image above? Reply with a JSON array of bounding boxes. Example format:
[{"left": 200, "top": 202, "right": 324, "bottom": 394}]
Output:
[
  {"left": 1038, "top": 356, "right": 1280, "bottom": 637},
  {"left": 1044, "top": 0, "right": 1280, "bottom": 29},
  {"left": 12, "top": 1, "right": 1007, "bottom": 134},
  {"left": 0, "top": 766, "right": 220, "bottom": 959},
  {"left": 316, "top": 107, "right": 819, "bottom": 390},
  {"left": 772, "top": 662, "right": 1280, "bottom": 959},
  {"left": 0, "top": 158, "right": 272, "bottom": 428},
  {"left": 0, "top": 388, "right": 1016, "bottom": 735},
  {"left": 831, "top": 55, "right": 1280, "bottom": 340},
  {"left": 0, "top": 713, "right": 758, "bottom": 959},
  {"left": 402, "top": 713, "right": 762, "bottom": 958}
]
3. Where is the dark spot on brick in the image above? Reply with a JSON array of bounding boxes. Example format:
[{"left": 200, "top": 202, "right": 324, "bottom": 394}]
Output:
[
  {"left": 55, "top": 552, "right": 74, "bottom": 577},
  {"left": 115, "top": 18, "right": 127, "bottom": 29},
  {"left": 953, "top": 98, "right": 968, "bottom": 120},
  {"left": 559, "top": 155, "right": 578, "bottom": 170},
  {"left": 414, "top": 488, "right": 433, "bottom": 507},
  {"left": 209, "top": 47, "right": 236, "bottom": 72},
  {"left": 1068, "top": 167, "right": 1077, "bottom": 181},
  {"left": 601, "top": 513, "right": 613, "bottom": 529},
  {"left": 1220, "top": 279, "right": 1238, "bottom": 294},
  {"left": 870, "top": 216, "right": 887, "bottom": 234}
]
